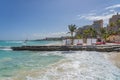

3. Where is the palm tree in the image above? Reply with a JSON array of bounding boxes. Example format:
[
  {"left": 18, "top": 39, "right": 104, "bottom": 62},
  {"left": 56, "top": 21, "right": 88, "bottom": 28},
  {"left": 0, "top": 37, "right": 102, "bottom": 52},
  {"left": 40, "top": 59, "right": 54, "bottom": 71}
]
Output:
[
  {"left": 110, "top": 22, "right": 116, "bottom": 27},
  {"left": 109, "top": 22, "right": 116, "bottom": 32},
  {"left": 76, "top": 34, "right": 82, "bottom": 44},
  {"left": 100, "top": 28, "right": 109, "bottom": 41},
  {"left": 116, "top": 19, "right": 120, "bottom": 27},
  {"left": 68, "top": 24, "right": 77, "bottom": 45},
  {"left": 88, "top": 27, "right": 96, "bottom": 44},
  {"left": 117, "top": 28, "right": 120, "bottom": 35},
  {"left": 83, "top": 29, "right": 89, "bottom": 44}
]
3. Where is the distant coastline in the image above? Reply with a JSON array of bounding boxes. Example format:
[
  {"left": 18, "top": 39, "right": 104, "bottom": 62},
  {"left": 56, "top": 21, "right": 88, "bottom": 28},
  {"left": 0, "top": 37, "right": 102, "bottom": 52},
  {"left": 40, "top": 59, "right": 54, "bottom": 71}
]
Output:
[{"left": 34, "top": 37, "right": 63, "bottom": 41}]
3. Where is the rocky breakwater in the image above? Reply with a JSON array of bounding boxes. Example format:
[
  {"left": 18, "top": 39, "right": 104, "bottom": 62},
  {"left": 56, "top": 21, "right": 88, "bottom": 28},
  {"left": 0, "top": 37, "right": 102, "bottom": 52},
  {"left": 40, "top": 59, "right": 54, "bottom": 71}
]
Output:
[{"left": 11, "top": 45, "right": 120, "bottom": 52}]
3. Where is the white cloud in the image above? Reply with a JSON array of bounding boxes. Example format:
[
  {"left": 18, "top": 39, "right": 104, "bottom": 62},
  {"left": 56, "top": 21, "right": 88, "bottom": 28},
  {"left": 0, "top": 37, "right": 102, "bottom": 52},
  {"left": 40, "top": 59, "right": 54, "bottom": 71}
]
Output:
[
  {"left": 109, "top": 9, "right": 115, "bottom": 12},
  {"left": 80, "top": 13, "right": 114, "bottom": 21},
  {"left": 76, "top": 3, "right": 120, "bottom": 27},
  {"left": 32, "top": 32, "right": 70, "bottom": 39},
  {"left": 105, "top": 4, "right": 120, "bottom": 10},
  {"left": 79, "top": 13, "right": 116, "bottom": 26},
  {"left": 77, "top": 5, "right": 119, "bottom": 25}
]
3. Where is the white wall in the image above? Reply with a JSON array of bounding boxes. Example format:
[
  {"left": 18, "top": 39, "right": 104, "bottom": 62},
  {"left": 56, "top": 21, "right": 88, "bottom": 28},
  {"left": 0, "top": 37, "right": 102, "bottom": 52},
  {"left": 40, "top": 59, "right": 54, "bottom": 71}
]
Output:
[{"left": 63, "top": 38, "right": 97, "bottom": 45}]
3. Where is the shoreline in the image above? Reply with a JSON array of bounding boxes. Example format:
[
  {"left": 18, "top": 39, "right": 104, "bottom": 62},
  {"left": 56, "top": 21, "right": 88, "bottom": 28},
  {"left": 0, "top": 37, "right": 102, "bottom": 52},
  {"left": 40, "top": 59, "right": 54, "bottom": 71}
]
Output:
[{"left": 104, "top": 52, "right": 120, "bottom": 69}]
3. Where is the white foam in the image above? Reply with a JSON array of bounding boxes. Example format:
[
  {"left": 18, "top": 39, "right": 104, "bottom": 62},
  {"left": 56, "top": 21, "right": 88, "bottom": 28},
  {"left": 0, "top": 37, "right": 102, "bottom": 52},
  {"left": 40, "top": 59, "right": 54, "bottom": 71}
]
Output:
[
  {"left": 5, "top": 41, "right": 23, "bottom": 44},
  {"left": 0, "top": 46, "right": 12, "bottom": 51},
  {"left": 33, "top": 51, "right": 63, "bottom": 57},
  {"left": 26, "top": 51, "right": 120, "bottom": 80}
]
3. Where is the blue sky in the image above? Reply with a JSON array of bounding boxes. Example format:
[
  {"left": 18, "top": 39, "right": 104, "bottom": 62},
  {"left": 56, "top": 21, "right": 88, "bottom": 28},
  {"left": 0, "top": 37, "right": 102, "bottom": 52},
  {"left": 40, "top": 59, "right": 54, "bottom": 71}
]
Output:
[{"left": 0, "top": 0, "right": 120, "bottom": 40}]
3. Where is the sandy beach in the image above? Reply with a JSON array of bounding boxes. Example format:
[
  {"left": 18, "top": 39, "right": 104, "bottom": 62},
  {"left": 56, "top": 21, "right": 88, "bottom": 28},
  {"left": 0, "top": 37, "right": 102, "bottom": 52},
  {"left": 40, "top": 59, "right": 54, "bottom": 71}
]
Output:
[{"left": 104, "top": 52, "right": 120, "bottom": 69}]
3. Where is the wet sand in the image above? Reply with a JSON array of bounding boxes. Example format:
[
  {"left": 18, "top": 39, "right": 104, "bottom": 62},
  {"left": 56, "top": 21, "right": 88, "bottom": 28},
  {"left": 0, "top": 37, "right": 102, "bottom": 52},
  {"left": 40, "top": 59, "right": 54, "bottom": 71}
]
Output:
[{"left": 105, "top": 52, "right": 120, "bottom": 68}]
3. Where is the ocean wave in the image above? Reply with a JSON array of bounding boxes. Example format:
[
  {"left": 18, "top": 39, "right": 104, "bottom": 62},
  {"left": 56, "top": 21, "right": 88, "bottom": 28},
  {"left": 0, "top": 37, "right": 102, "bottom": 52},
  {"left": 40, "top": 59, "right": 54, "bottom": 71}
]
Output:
[
  {"left": 0, "top": 57, "right": 13, "bottom": 63},
  {"left": 5, "top": 41, "right": 23, "bottom": 43},
  {"left": 32, "top": 51, "right": 63, "bottom": 57},
  {"left": 2, "top": 51, "right": 120, "bottom": 80},
  {"left": 25, "top": 51, "right": 120, "bottom": 80}
]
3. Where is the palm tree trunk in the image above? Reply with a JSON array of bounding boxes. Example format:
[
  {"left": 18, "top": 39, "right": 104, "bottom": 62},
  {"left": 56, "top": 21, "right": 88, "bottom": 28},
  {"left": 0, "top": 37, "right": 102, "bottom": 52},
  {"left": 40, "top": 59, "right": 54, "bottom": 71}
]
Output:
[
  {"left": 78, "top": 39, "right": 79, "bottom": 44},
  {"left": 83, "top": 37, "right": 87, "bottom": 44},
  {"left": 71, "top": 32, "right": 74, "bottom": 45},
  {"left": 91, "top": 34, "right": 92, "bottom": 45},
  {"left": 91, "top": 37, "right": 92, "bottom": 45}
]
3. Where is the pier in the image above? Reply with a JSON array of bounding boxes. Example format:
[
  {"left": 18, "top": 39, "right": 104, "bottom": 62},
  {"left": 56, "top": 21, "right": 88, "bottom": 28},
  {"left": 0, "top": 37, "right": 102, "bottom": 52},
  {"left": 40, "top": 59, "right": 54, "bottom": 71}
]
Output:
[{"left": 11, "top": 45, "right": 120, "bottom": 52}]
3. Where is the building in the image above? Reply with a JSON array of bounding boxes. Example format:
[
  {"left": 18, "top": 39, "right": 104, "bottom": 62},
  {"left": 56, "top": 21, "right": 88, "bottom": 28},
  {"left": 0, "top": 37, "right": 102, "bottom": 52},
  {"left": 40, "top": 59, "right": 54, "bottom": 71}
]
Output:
[
  {"left": 92, "top": 19, "right": 103, "bottom": 32},
  {"left": 76, "top": 19, "right": 103, "bottom": 38},
  {"left": 107, "top": 13, "right": 120, "bottom": 31},
  {"left": 109, "top": 13, "right": 120, "bottom": 23},
  {"left": 76, "top": 25, "right": 92, "bottom": 36}
]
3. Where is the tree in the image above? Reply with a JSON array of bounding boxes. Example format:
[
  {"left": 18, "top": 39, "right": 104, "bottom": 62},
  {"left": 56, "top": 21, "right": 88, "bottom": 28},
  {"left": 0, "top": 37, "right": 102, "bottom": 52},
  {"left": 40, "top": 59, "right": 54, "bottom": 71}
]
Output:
[
  {"left": 109, "top": 22, "right": 116, "bottom": 32},
  {"left": 109, "top": 22, "right": 116, "bottom": 27},
  {"left": 76, "top": 34, "right": 82, "bottom": 44},
  {"left": 83, "top": 29, "right": 89, "bottom": 44},
  {"left": 109, "top": 19, "right": 120, "bottom": 35},
  {"left": 116, "top": 19, "right": 120, "bottom": 27},
  {"left": 88, "top": 27, "right": 96, "bottom": 44},
  {"left": 117, "top": 28, "right": 120, "bottom": 35},
  {"left": 100, "top": 28, "right": 109, "bottom": 41},
  {"left": 68, "top": 24, "right": 77, "bottom": 45}
]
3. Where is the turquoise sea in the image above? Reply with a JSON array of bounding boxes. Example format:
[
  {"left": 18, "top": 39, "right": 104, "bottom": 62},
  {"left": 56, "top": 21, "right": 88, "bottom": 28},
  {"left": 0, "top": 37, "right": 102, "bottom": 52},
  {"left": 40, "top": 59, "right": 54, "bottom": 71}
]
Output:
[{"left": 0, "top": 40, "right": 120, "bottom": 80}]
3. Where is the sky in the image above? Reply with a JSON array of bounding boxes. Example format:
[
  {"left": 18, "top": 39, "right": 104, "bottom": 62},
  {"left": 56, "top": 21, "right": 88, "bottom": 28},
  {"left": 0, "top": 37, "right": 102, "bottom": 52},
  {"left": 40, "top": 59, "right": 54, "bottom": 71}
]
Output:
[{"left": 0, "top": 0, "right": 120, "bottom": 40}]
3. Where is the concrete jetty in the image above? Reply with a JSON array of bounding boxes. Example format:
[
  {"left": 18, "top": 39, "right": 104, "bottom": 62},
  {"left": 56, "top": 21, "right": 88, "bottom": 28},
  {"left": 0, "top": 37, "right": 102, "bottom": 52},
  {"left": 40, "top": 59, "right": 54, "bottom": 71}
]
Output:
[{"left": 11, "top": 45, "right": 120, "bottom": 52}]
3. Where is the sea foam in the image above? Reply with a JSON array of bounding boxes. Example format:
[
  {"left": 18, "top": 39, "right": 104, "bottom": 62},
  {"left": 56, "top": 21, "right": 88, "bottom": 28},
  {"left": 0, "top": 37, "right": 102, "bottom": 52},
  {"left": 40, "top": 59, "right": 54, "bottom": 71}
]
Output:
[
  {"left": 0, "top": 46, "right": 12, "bottom": 51},
  {"left": 25, "top": 51, "right": 120, "bottom": 80}
]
